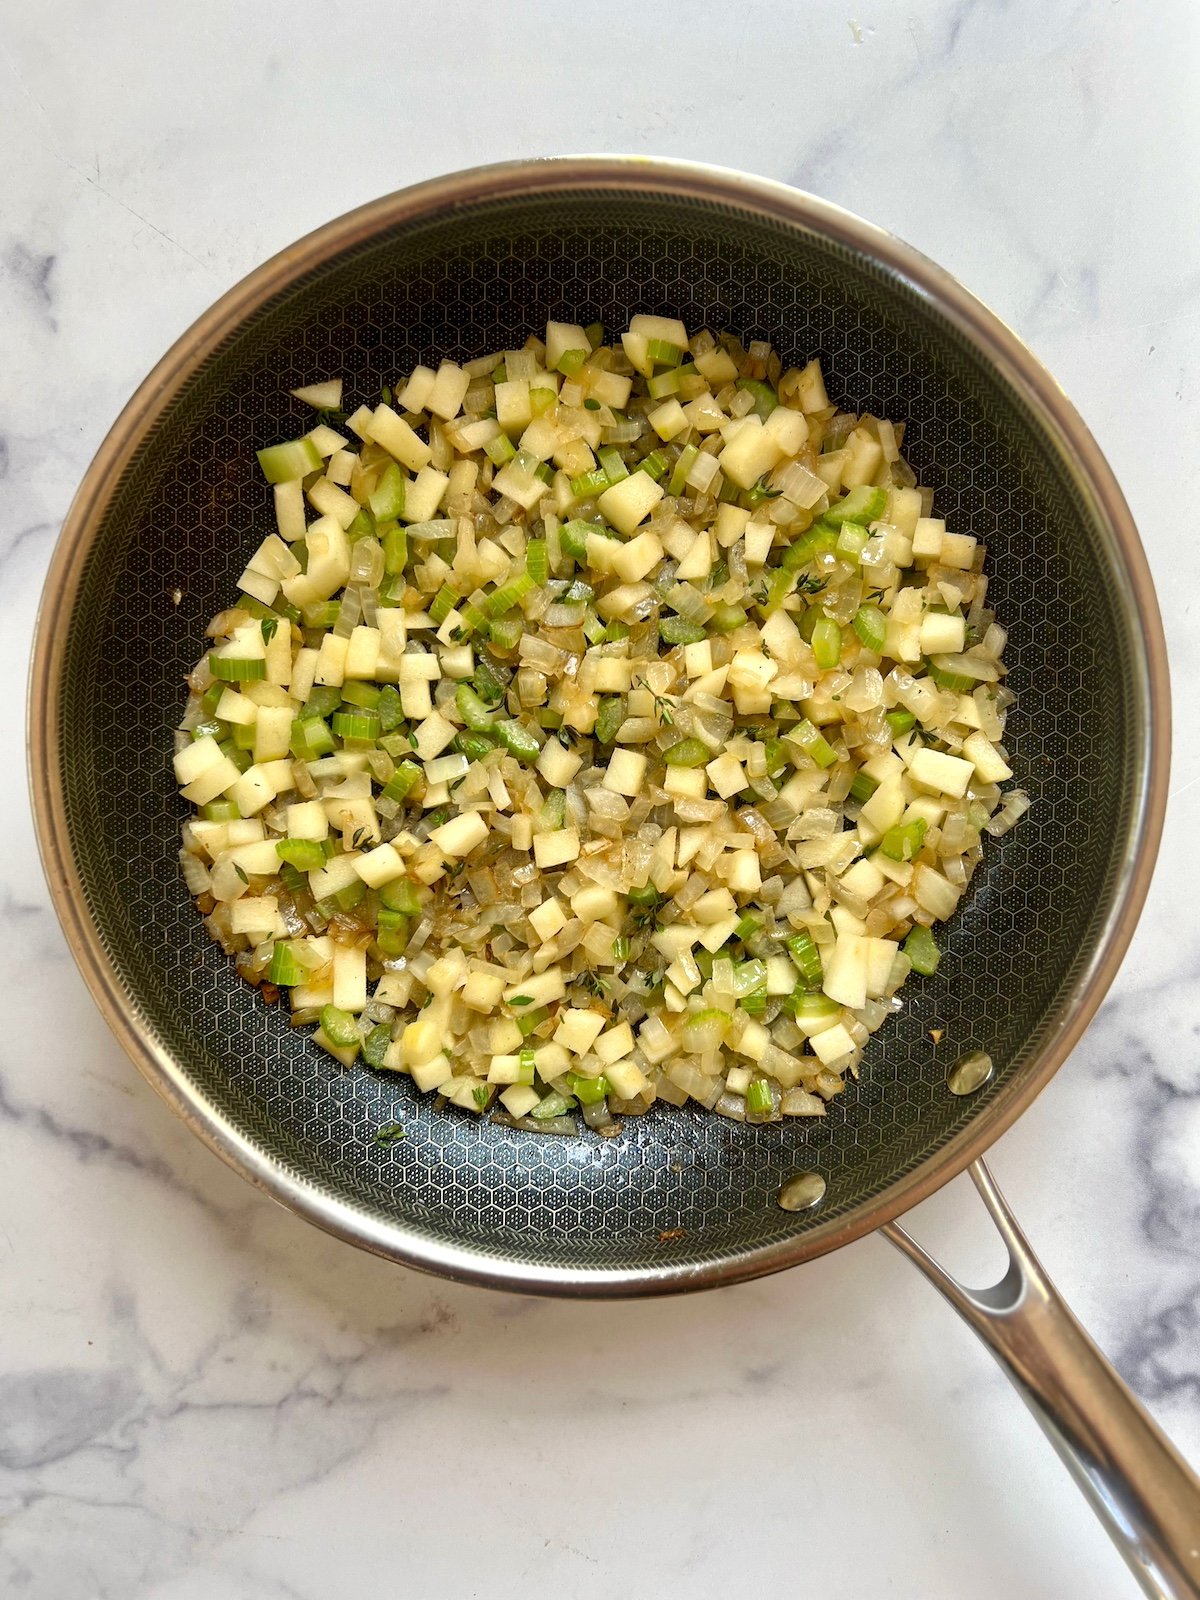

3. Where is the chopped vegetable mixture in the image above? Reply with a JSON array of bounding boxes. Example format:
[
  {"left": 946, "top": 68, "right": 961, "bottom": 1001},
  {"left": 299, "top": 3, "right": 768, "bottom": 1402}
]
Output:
[{"left": 175, "top": 316, "right": 1027, "bottom": 1136}]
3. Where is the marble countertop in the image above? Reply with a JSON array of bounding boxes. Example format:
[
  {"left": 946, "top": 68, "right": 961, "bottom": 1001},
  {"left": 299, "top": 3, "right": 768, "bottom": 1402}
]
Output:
[{"left": 4, "top": 3, "right": 1199, "bottom": 1595}]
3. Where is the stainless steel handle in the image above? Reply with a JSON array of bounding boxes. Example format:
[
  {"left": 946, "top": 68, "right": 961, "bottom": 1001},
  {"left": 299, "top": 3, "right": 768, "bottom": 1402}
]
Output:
[{"left": 883, "top": 1158, "right": 1200, "bottom": 1599}]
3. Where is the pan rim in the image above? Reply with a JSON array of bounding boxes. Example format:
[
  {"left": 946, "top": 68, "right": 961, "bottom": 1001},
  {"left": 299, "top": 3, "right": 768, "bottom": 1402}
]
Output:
[{"left": 27, "top": 155, "right": 1171, "bottom": 1296}]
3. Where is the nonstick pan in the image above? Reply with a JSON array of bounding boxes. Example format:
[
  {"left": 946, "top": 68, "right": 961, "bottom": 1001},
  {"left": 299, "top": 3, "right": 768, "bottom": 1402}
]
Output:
[{"left": 28, "top": 159, "right": 1198, "bottom": 1596}]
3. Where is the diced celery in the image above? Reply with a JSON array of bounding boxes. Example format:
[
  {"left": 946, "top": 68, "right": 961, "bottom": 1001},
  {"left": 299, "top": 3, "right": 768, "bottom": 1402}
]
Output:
[
  {"left": 257, "top": 437, "right": 322, "bottom": 484},
  {"left": 825, "top": 484, "right": 887, "bottom": 525}
]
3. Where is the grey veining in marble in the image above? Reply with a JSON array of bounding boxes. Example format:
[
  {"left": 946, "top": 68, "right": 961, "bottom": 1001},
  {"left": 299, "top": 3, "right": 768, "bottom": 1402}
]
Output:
[{"left": 3, "top": 2, "right": 1199, "bottom": 1596}]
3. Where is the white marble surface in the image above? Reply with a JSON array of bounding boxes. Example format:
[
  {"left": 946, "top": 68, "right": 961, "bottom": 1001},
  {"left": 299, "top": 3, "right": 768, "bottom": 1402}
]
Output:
[{"left": 4, "top": 3, "right": 1199, "bottom": 1595}]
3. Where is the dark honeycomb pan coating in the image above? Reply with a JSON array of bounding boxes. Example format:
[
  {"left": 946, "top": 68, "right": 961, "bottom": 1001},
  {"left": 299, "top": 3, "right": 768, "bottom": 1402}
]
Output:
[{"left": 54, "top": 184, "right": 1143, "bottom": 1280}]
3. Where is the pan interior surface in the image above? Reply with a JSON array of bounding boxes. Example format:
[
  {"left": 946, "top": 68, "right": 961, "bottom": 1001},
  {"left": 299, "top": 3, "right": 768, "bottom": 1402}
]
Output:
[{"left": 49, "top": 175, "right": 1150, "bottom": 1285}]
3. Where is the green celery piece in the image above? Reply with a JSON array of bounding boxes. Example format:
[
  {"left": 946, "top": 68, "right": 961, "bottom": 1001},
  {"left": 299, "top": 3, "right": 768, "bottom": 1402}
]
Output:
[
  {"left": 836, "top": 524, "right": 869, "bottom": 564},
  {"left": 484, "top": 433, "right": 516, "bottom": 466},
  {"left": 453, "top": 731, "right": 495, "bottom": 763},
  {"left": 880, "top": 818, "right": 927, "bottom": 862},
  {"left": 540, "top": 788, "right": 567, "bottom": 829},
  {"left": 300, "top": 684, "right": 342, "bottom": 721},
  {"left": 758, "top": 568, "right": 794, "bottom": 616},
  {"left": 810, "top": 616, "right": 843, "bottom": 671},
  {"left": 929, "top": 662, "right": 977, "bottom": 693},
  {"left": 595, "top": 696, "right": 626, "bottom": 744},
  {"left": 667, "top": 443, "right": 699, "bottom": 497},
  {"left": 429, "top": 584, "right": 459, "bottom": 625},
  {"left": 257, "top": 436, "right": 322, "bottom": 484},
  {"left": 319, "top": 1004, "right": 360, "bottom": 1050},
  {"left": 598, "top": 446, "right": 628, "bottom": 485},
  {"left": 663, "top": 737, "right": 709, "bottom": 767},
  {"left": 560, "top": 519, "right": 593, "bottom": 559},
  {"left": 200, "top": 799, "right": 239, "bottom": 822},
  {"left": 709, "top": 601, "right": 748, "bottom": 633},
  {"left": 379, "top": 878, "right": 422, "bottom": 915},
  {"left": 515, "top": 1004, "right": 549, "bottom": 1038},
  {"left": 302, "top": 600, "right": 340, "bottom": 629},
  {"left": 268, "top": 941, "right": 305, "bottom": 987},
  {"left": 487, "top": 615, "right": 522, "bottom": 652},
  {"left": 904, "top": 923, "right": 940, "bottom": 976},
  {"left": 289, "top": 716, "right": 335, "bottom": 760},
  {"left": 744, "top": 1078, "right": 773, "bottom": 1114},
  {"left": 341, "top": 681, "right": 382, "bottom": 710},
  {"left": 568, "top": 1073, "right": 610, "bottom": 1106},
  {"left": 485, "top": 572, "right": 535, "bottom": 619},
  {"left": 345, "top": 508, "right": 376, "bottom": 544},
  {"left": 530, "top": 1091, "right": 575, "bottom": 1119},
  {"left": 472, "top": 656, "right": 506, "bottom": 705},
  {"left": 786, "top": 931, "right": 823, "bottom": 987},
  {"left": 763, "top": 737, "right": 790, "bottom": 777},
  {"left": 645, "top": 337, "right": 684, "bottom": 368},
  {"left": 332, "top": 880, "right": 365, "bottom": 913},
  {"left": 626, "top": 885, "right": 661, "bottom": 909},
  {"left": 496, "top": 720, "right": 541, "bottom": 762},
  {"left": 852, "top": 604, "right": 887, "bottom": 652},
  {"left": 525, "top": 540, "right": 549, "bottom": 584},
  {"left": 456, "top": 683, "right": 495, "bottom": 732},
  {"left": 786, "top": 989, "right": 839, "bottom": 1020},
  {"left": 383, "top": 522, "right": 409, "bottom": 576},
  {"left": 570, "top": 467, "right": 608, "bottom": 498},
  {"left": 735, "top": 378, "right": 779, "bottom": 419},
  {"left": 825, "top": 484, "right": 887, "bottom": 525},
  {"left": 277, "top": 860, "right": 306, "bottom": 897},
  {"left": 791, "top": 719, "right": 838, "bottom": 769},
  {"left": 382, "top": 761, "right": 421, "bottom": 803},
  {"left": 275, "top": 838, "right": 327, "bottom": 872},
  {"left": 361, "top": 1024, "right": 392, "bottom": 1069},
  {"left": 376, "top": 685, "right": 403, "bottom": 733},
  {"left": 332, "top": 709, "right": 380, "bottom": 744},
  {"left": 781, "top": 522, "right": 839, "bottom": 572},
  {"left": 208, "top": 653, "right": 265, "bottom": 683},
  {"left": 375, "top": 918, "right": 409, "bottom": 958},
  {"left": 659, "top": 615, "right": 707, "bottom": 646},
  {"left": 370, "top": 462, "right": 407, "bottom": 521},
  {"left": 218, "top": 740, "right": 252, "bottom": 773}
]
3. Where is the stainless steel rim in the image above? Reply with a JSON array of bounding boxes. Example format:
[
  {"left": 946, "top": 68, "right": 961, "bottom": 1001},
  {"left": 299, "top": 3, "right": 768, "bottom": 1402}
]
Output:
[{"left": 28, "top": 156, "right": 1171, "bottom": 1295}]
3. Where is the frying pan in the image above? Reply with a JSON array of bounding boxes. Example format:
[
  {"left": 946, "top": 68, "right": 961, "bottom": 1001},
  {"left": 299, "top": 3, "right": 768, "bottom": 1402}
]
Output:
[{"left": 28, "top": 158, "right": 1199, "bottom": 1596}]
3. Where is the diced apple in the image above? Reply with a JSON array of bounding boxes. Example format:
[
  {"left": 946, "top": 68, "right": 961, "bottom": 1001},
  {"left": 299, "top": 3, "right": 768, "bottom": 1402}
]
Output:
[
  {"left": 963, "top": 731, "right": 1013, "bottom": 783},
  {"left": 598, "top": 473, "right": 665, "bottom": 536},
  {"left": 919, "top": 612, "right": 966, "bottom": 655},
  {"left": 603, "top": 748, "right": 647, "bottom": 797},
  {"left": 909, "top": 746, "right": 974, "bottom": 798},
  {"left": 430, "top": 811, "right": 488, "bottom": 858},
  {"left": 823, "top": 933, "right": 869, "bottom": 1010},
  {"left": 371, "top": 403, "right": 431, "bottom": 471}
]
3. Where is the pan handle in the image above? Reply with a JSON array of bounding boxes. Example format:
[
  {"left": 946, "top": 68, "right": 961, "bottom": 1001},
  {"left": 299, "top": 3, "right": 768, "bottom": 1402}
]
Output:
[{"left": 882, "top": 1158, "right": 1200, "bottom": 1599}]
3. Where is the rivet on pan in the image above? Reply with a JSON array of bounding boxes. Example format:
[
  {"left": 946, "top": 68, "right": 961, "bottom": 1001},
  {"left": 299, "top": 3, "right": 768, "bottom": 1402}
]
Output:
[
  {"left": 777, "top": 1170, "right": 827, "bottom": 1212},
  {"left": 947, "top": 1049, "right": 994, "bottom": 1097}
]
